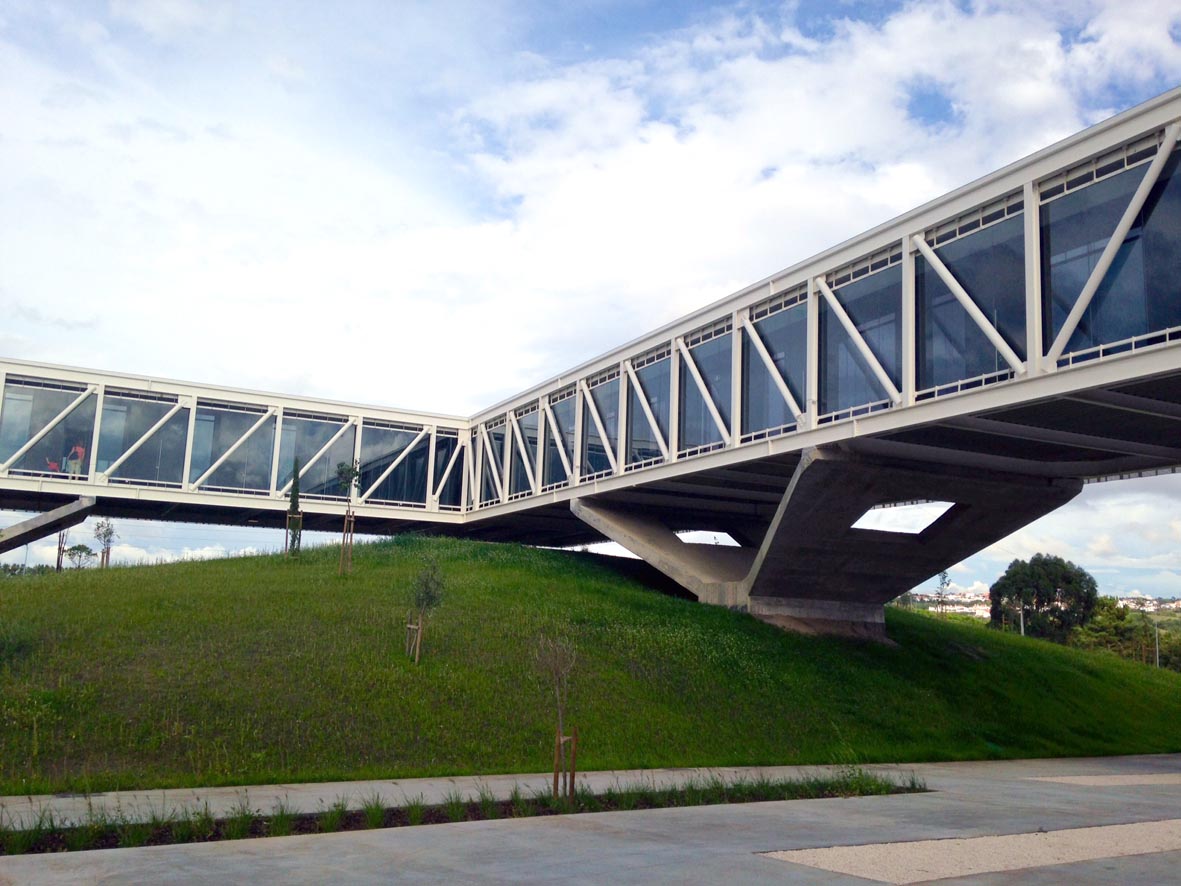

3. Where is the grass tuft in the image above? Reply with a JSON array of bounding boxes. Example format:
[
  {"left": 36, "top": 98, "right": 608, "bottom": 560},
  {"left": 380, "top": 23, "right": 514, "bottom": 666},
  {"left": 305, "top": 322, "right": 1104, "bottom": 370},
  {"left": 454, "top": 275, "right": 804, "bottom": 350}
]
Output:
[
  {"left": 267, "top": 797, "right": 295, "bottom": 837},
  {"left": 317, "top": 798, "right": 349, "bottom": 833},
  {"left": 361, "top": 791, "right": 387, "bottom": 829}
]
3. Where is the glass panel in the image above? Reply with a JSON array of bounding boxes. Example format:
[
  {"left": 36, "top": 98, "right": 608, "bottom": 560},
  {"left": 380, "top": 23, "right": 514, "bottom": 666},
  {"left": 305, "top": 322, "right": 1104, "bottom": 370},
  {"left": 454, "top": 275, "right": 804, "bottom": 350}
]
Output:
[
  {"left": 742, "top": 329, "right": 793, "bottom": 435},
  {"left": 755, "top": 305, "right": 807, "bottom": 404},
  {"left": 10, "top": 391, "right": 97, "bottom": 477},
  {"left": 308, "top": 426, "right": 355, "bottom": 497},
  {"left": 276, "top": 416, "right": 354, "bottom": 497},
  {"left": 517, "top": 411, "right": 540, "bottom": 467},
  {"left": 1042, "top": 152, "right": 1181, "bottom": 353},
  {"left": 552, "top": 397, "right": 576, "bottom": 466},
  {"left": 820, "top": 266, "right": 901, "bottom": 414},
  {"left": 368, "top": 433, "right": 428, "bottom": 504},
  {"left": 679, "top": 336, "right": 731, "bottom": 450},
  {"left": 189, "top": 407, "right": 266, "bottom": 484},
  {"left": 635, "top": 358, "right": 670, "bottom": 440},
  {"left": 626, "top": 360, "right": 671, "bottom": 466},
  {"left": 480, "top": 426, "right": 506, "bottom": 504},
  {"left": 109, "top": 407, "right": 189, "bottom": 485},
  {"left": 433, "top": 434, "right": 458, "bottom": 493},
  {"left": 0, "top": 388, "right": 34, "bottom": 462},
  {"left": 488, "top": 425, "right": 506, "bottom": 476},
  {"left": 589, "top": 379, "right": 620, "bottom": 452},
  {"left": 542, "top": 400, "right": 575, "bottom": 487},
  {"left": 1, "top": 383, "right": 83, "bottom": 465},
  {"left": 581, "top": 400, "right": 611, "bottom": 476},
  {"left": 437, "top": 441, "right": 464, "bottom": 508},
  {"left": 916, "top": 215, "right": 1026, "bottom": 389},
  {"left": 509, "top": 438, "right": 532, "bottom": 495},
  {"left": 201, "top": 414, "right": 276, "bottom": 491},
  {"left": 358, "top": 424, "right": 419, "bottom": 498}
]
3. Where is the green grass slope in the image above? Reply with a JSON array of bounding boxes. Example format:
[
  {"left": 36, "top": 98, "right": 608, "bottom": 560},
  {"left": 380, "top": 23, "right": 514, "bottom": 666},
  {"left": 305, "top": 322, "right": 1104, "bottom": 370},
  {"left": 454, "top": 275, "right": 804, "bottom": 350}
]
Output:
[{"left": 1, "top": 535, "right": 1179, "bottom": 795}]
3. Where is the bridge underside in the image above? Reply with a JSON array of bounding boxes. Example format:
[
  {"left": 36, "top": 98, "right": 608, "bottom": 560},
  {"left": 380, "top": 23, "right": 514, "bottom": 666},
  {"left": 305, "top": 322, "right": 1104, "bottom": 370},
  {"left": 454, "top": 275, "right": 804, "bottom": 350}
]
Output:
[{"left": 556, "top": 369, "right": 1180, "bottom": 639}]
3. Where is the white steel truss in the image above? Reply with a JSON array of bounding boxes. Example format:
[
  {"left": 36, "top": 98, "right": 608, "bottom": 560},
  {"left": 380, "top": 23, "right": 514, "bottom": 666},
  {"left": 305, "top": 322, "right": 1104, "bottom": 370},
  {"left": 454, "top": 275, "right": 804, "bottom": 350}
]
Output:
[
  {"left": 814, "top": 277, "right": 904, "bottom": 405},
  {"left": 911, "top": 237, "right": 1025, "bottom": 374},
  {"left": 675, "top": 338, "right": 730, "bottom": 443},
  {"left": 739, "top": 313, "right": 805, "bottom": 422},
  {"left": 191, "top": 407, "right": 277, "bottom": 489},
  {"left": 578, "top": 379, "right": 619, "bottom": 474},
  {"left": 508, "top": 411, "right": 539, "bottom": 493},
  {"left": 360, "top": 426, "right": 429, "bottom": 503},
  {"left": 279, "top": 418, "right": 357, "bottom": 495},
  {"left": 3, "top": 91, "right": 1181, "bottom": 529},
  {"left": 1046, "top": 121, "right": 1181, "bottom": 364},
  {"left": 622, "top": 360, "right": 670, "bottom": 460},
  {"left": 100, "top": 400, "right": 187, "bottom": 480}
]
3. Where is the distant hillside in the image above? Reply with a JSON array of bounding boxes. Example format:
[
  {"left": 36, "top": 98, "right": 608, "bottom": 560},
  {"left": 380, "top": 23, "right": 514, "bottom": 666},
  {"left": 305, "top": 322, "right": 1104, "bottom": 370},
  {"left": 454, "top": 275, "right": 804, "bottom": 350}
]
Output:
[{"left": 2, "top": 536, "right": 1179, "bottom": 795}]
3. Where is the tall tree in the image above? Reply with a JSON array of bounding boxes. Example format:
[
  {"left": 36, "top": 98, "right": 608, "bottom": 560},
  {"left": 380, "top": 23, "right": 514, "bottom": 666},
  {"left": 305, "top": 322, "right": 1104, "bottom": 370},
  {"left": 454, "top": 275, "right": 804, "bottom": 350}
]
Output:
[{"left": 989, "top": 554, "right": 1098, "bottom": 641}]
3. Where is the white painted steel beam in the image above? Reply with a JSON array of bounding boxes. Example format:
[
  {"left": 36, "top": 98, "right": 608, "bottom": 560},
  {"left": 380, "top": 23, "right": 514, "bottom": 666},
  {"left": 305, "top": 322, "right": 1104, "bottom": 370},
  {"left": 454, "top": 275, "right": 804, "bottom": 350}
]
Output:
[
  {"left": 541, "top": 400, "right": 573, "bottom": 480},
  {"left": 913, "top": 236, "right": 1025, "bottom": 374},
  {"left": 477, "top": 425, "right": 505, "bottom": 503},
  {"left": 0, "top": 385, "right": 96, "bottom": 472},
  {"left": 1047, "top": 121, "right": 1181, "bottom": 363},
  {"left": 360, "top": 426, "right": 429, "bottom": 502},
  {"left": 623, "top": 361, "right": 669, "bottom": 460},
  {"left": 739, "top": 314, "right": 804, "bottom": 421},
  {"left": 508, "top": 411, "right": 538, "bottom": 493},
  {"left": 101, "top": 401, "right": 184, "bottom": 479},
  {"left": 434, "top": 436, "right": 464, "bottom": 499},
  {"left": 279, "top": 418, "right": 356, "bottom": 495},
  {"left": 675, "top": 338, "right": 730, "bottom": 442},
  {"left": 191, "top": 407, "right": 277, "bottom": 489},
  {"left": 578, "top": 379, "right": 619, "bottom": 474},
  {"left": 814, "top": 277, "right": 903, "bottom": 405}
]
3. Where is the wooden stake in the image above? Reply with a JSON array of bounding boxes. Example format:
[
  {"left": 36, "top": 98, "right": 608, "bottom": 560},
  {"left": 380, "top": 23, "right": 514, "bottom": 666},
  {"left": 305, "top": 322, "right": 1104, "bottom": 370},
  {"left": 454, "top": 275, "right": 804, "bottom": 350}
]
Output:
[
  {"left": 568, "top": 726, "right": 578, "bottom": 801},
  {"left": 553, "top": 728, "right": 561, "bottom": 800},
  {"left": 338, "top": 508, "right": 355, "bottom": 575}
]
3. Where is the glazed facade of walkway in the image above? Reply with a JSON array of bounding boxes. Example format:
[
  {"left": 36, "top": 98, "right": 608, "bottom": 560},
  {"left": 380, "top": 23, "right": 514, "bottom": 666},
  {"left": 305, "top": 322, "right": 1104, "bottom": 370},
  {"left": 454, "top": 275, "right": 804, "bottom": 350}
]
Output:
[{"left": 4, "top": 89, "right": 1181, "bottom": 632}]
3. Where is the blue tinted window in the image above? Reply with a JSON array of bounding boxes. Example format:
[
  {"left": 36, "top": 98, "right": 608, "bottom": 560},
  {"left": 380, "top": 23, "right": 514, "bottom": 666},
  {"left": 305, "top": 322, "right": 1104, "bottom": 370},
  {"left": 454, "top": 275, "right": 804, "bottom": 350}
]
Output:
[
  {"left": 820, "top": 265, "right": 900, "bottom": 414},
  {"left": 742, "top": 305, "right": 806, "bottom": 435},
  {"left": 917, "top": 215, "right": 1026, "bottom": 389},
  {"left": 359, "top": 424, "right": 420, "bottom": 500},
  {"left": 679, "top": 335, "right": 731, "bottom": 450},
  {"left": 1042, "top": 152, "right": 1181, "bottom": 353}
]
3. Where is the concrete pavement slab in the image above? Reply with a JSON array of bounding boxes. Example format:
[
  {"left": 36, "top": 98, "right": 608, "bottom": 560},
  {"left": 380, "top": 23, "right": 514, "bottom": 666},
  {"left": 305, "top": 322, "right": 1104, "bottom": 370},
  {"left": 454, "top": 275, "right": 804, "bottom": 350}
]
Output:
[{"left": 0, "top": 754, "right": 1177, "bottom": 885}]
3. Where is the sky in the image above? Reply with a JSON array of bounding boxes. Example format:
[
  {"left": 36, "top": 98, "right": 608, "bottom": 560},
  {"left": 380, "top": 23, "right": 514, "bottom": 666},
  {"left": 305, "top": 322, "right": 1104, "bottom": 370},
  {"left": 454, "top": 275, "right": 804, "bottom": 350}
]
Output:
[{"left": 2, "top": 0, "right": 1181, "bottom": 597}]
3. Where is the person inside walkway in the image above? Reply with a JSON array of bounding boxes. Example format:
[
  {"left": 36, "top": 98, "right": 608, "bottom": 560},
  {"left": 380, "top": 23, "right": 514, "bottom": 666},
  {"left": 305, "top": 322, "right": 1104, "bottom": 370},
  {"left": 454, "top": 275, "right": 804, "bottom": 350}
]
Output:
[{"left": 66, "top": 441, "right": 86, "bottom": 476}]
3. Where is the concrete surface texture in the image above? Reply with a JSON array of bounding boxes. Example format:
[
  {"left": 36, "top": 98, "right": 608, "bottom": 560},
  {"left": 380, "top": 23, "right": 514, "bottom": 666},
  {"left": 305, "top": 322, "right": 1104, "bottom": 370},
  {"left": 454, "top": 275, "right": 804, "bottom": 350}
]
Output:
[
  {"left": 574, "top": 445, "right": 1082, "bottom": 639},
  {"left": 1, "top": 754, "right": 1178, "bottom": 884},
  {"left": 0, "top": 497, "right": 94, "bottom": 556}
]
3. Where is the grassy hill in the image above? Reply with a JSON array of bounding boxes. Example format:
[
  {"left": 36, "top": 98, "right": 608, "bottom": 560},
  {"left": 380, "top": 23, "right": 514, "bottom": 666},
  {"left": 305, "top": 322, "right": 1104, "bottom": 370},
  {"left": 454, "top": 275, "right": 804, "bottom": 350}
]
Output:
[{"left": 1, "top": 535, "right": 1179, "bottom": 796}]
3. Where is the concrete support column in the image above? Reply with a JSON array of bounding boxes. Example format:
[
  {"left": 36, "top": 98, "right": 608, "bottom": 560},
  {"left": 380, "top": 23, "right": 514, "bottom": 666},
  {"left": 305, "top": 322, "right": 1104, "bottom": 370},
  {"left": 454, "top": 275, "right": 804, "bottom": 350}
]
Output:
[{"left": 571, "top": 446, "right": 1084, "bottom": 642}]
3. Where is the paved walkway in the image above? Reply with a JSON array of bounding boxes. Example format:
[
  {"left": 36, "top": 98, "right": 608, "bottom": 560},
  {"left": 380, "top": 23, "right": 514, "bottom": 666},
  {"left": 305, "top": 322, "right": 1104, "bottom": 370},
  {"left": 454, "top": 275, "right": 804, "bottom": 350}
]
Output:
[
  {"left": 1, "top": 754, "right": 1178, "bottom": 884},
  {"left": 0, "top": 763, "right": 856, "bottom": 829}
]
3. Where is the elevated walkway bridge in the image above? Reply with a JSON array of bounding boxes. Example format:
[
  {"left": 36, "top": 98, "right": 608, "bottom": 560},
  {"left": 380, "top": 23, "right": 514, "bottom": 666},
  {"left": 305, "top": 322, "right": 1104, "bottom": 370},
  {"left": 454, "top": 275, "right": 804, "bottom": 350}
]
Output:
[{"left": 4, "top": 90, "right": 1181, "bottom": 637}]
